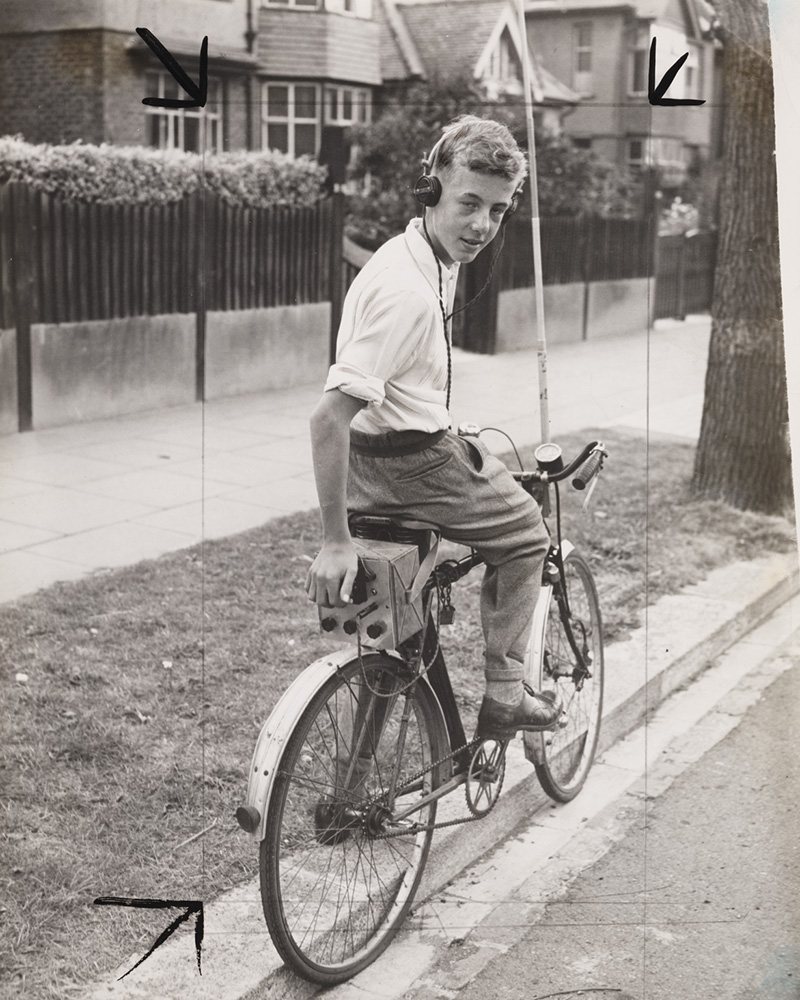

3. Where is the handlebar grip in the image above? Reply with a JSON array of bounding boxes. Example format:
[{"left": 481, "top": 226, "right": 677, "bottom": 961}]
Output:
[{"left": 572, "top": 449, "right": 604, "bottom": 491}]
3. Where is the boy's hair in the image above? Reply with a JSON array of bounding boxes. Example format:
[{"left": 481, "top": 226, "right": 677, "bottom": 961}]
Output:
[{"left": 430, "top": 115, "right": 527, "bottom": 187}]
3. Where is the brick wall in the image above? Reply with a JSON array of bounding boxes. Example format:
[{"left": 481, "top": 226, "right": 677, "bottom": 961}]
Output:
[
  {"left": 0, "top": 30, "right": 106, "bottom": 144},
  {"left": 0, "top": 27, "right": 256, "bottom": 152},
  {"left": 102, "top": 31, "right": 149, "bottom": 146}
]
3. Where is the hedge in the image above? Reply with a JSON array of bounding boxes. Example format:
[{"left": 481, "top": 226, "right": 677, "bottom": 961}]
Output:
[{"left": 0, "top": 136, "right": 328, "bottom": 209}]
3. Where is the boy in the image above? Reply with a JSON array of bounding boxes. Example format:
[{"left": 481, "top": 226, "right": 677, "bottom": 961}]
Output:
[{"left": 305, "top": 115, "right": 560, "bottom": 739}]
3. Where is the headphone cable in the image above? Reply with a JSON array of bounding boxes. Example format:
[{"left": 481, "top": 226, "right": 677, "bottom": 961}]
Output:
[{"left": 421, "top": 213, "right": 453, "bottom": 413}]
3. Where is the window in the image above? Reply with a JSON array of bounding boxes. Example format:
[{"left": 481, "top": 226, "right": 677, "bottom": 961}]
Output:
[
  {"left": 572, "top": 21, "right": 593, "bottom": 94},
  {"left": 572, "top": 137, "right": 592, "bottom": 150},
  {"left": 628, "top": 26, "right": 650, "bottom": 96},
  {"left": 325, "top": 0, "right": 372, "bottom": 14},
  {"left": 264, "top": 0, "right": 372, "bottom": 11},
  {"left": 264, "top": 0, "right": 319, "bottom": 8},
  {"left": 325, "top": 86, "right": 371, "bottom": 126},
  {"left": 627, "top": 137, "right": 649, "bottom": 172},
  {"left": 262, "top": 83, "right": 320, "bottom": 157},
  {"left": 145, "top": 73, "right": 223, "bottom": 153},
  {"left": 684, "top": 44, "right": 701, "bottom": 101}
]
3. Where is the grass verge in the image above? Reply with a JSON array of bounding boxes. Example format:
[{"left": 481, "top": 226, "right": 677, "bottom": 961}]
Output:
[{"left": 0, "top": 427, "right": 795, "bottom": 997}]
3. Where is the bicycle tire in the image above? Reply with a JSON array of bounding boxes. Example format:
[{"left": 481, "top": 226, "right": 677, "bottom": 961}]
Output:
[
  {"left": 261, "top": 652, "right": 448, "bottom": 985},
  {"left": 532, "top": 550, "right": 604, "bottom": 802}
]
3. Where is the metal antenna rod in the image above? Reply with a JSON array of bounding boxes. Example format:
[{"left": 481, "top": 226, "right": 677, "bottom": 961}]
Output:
[{"left": 516, "top": 0, "right": 550, "bottom": 445}]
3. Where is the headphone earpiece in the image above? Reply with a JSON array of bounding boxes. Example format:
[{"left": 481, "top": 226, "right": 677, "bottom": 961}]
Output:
[
  {"left": 413, "top": 173, "right": 442, "bottom": 207},
  {"left": 502, "top": 191, "right": 520, "bottom": 225},
  {"left": 414, "top": 137, "right": 445, "bottom": 208}
]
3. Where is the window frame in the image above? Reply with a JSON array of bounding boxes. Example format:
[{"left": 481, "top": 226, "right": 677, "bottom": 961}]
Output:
[
  {"left": 627, "top": 137, "right": 649, "bottom": 172},
  {"left": 261, "top": 81, "right": 322, "bottom": 158},
  {"left": 572, "top": 20, "right": 594, "bottom": 95},
  {"left": 144, "top": 71, "right": 224, "bottom": 153},
  {"left": 263, "top": 0, "right": 320, "bottom": 9},
  {"left": 324, "top": 85, "right": 372, "bottom": 127}
]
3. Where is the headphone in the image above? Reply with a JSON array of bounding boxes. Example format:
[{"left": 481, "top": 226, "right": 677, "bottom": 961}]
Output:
[{"left": 413, "top": 135, "right": 521, "bottom": 224}]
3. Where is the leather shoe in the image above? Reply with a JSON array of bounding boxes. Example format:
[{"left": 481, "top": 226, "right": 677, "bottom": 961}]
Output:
[{"left": 477, "top": 686, "right": 563, "bottom": 740}]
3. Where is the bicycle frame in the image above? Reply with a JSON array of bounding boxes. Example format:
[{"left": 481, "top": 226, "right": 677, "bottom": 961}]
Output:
[{"left": 238, "top": 540, "right": 575, "bottom": 840}]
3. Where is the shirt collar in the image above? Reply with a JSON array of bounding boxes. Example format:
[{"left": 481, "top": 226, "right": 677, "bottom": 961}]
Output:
[{"left": 404, "top": 219, "right": 460, "bottom": 292}]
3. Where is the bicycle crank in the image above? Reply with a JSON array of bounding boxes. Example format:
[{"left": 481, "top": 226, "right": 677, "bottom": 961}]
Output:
[{"left": 465, "top": 739, "right": 508, "bottom": 817}]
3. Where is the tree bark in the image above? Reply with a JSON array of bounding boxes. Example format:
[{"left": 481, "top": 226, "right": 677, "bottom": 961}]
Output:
[{"left": 692, "top": 0, "right": 792, "bottom": 514}]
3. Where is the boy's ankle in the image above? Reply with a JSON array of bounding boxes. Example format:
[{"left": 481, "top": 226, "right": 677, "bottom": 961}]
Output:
[{"left": 484, "top": 680, "right": 523, "bottom": 706}]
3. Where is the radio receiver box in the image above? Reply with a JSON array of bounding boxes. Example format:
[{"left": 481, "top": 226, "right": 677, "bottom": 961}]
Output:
[{"left": 318, "top": 537, "right": 425, "bottom": 649}]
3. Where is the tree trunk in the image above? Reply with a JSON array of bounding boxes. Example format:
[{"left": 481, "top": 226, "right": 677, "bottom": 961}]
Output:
[{"left": 692, "top": 0, "right": 792, "bottom": 514}]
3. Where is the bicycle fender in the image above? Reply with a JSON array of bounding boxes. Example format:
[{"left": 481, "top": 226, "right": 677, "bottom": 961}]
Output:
[
  {"left": 523, "top": 539, "right": 574, "bottom": 766},
  {"left": 237, "top": 648, "right": 412, "bottom": 842}
]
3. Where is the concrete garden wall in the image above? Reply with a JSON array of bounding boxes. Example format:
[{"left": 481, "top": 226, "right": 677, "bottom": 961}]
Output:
[
  {"left": 205, "top": 303, "right": 330, "bottom": 400},
  {"left": 0, "top": 301, "right": 330, "bottom": 432},
  {"left": 0, "top": 328, "right": 17, "bottom": 435},
  {"left": 495, "top": 277, "right": 654, "bottom": 352}
]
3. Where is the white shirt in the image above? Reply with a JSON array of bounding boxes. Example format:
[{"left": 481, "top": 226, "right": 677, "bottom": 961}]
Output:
[{"left": 325, "top": 219, "right": 459, "bottom": 434}]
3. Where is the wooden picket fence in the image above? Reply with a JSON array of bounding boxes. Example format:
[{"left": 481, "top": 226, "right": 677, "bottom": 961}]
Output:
[
  {"left": 653, "top": 230, "right": 718, "bottom": 321},
  {"left": 0, "top": 181, "right": 344, "bottom": 429},
  {"left": 0, "top": 181, "right": 340, "bottom": 327}
]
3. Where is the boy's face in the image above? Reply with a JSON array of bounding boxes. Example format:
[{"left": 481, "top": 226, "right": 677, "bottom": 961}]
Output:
[{"left": 426, "top": 162, "right": 519, "bottom": 267}]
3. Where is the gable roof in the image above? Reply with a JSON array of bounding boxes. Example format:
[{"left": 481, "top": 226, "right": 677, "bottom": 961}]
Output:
[{"left": 378, "top": 0, "right": 580, "bottom": 104}]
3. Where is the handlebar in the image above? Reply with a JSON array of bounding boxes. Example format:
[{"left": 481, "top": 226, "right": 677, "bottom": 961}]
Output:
[
  {"left": 572, "top": 447, "right": 605, "bottom": 490},
  {"left": 509, "top": 440, "right": 607, "bottom": 489}
]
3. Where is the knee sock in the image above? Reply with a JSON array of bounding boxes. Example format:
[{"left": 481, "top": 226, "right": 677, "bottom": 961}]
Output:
[{"left": 484, "top": 679, "right": 523, "bottom": 705}]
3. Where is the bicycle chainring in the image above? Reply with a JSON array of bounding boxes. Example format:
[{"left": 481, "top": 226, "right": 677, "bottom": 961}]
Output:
[{"left": 464, "top": 739, "right": 508, "bottom": 817}]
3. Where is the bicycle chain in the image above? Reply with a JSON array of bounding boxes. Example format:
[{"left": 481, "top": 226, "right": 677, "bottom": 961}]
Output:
[{"left": 369, "top": 736, "right": 505, "bottom": 839}]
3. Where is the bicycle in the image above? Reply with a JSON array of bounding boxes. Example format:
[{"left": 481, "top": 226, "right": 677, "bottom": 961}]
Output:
[{"left": 236, "top": 429, "right": 607, "bottom": 986}]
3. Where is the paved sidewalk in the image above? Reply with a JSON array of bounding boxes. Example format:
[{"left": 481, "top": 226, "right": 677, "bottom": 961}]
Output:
[{"left": 0, "top": 317, "right": 711, "bottom": 604}]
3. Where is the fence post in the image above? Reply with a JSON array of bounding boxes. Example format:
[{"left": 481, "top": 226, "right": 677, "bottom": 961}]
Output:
[
  {"left": 328, "top": 192, "right": 344, "bottom": 365},
  {"left": 581, "top": 216, "right": 593, "bottom": 341},
  {"left": 10, "top": 183, "right": 36, "bottom": 431},
  {"left": 190, "top": 188, "right": 207, "bottom": 403}
]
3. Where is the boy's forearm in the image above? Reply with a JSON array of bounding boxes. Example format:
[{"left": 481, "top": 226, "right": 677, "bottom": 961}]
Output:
[{"left": 310, "top": 411, "right": 353, "bottom": 546}]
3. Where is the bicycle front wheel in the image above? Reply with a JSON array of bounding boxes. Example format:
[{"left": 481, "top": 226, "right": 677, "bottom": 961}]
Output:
[
  {"left": 261, "top": 652, "right": 448, "bottom": 985},
  {"left": 532, "top": 550, "right": 604, "bottom": 802}
]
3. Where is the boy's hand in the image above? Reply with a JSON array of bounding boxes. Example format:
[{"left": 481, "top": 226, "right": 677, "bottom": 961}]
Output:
[{"left": 305, "top": 541, "right": 359, "bottom": 608}]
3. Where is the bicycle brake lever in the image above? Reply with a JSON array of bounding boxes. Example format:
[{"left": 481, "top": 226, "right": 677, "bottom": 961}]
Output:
[{"left": 582, "top": 474, "right": 599, "bottom": 511}]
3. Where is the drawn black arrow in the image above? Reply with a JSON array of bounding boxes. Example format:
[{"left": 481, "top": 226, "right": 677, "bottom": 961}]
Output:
[
  {"left": 136, "top": 28, "right": 208, "bottom": 108},
  {"left": 648, "top": 37, "right": 705, "bottom": 107},
  {"left": 94, "top": 896, "right": 204, "bottom": 978}
]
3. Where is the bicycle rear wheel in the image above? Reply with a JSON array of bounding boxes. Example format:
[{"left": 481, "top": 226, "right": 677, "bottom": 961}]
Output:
[
  {"left": 261, "top": 652, "right": 447, "bottom": 985},
  {"left": 532, "top": 550, "right": 604, "bottom": 802}
]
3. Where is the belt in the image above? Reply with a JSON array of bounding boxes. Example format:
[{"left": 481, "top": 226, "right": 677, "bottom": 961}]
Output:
[{"left": 350, "top": 428, "right": 448, "bottom": 457}]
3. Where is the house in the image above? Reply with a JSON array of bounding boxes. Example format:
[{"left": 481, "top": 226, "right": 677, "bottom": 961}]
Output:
[
  {"left": 0, "top": 0, "right": 380, "bottom": 164},
  {"left": 377, "top": 0, "right": 580, "bottom": 134},
  {"left": 0, "top": 0, "right": 579, "bottom": 166},
  {"left": 524, "top": 0, "right": 720, "bottom": 189}
]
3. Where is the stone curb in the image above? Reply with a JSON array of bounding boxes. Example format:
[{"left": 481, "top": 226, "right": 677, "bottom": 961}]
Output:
[{"left": 86, "top": 550, "right": 799, "bottom": 1000}]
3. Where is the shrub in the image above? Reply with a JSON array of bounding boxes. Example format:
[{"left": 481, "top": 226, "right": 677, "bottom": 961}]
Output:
[{"left": 0, "top": 136, "right": 327, "bottom": 208}]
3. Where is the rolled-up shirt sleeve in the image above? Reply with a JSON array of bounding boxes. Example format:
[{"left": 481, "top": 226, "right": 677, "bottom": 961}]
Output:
[
  {"left": 324, "top": 363, "right": 386, "bottom": 405},
  {"left": 325, "top": 283, "right": 432, "bottom": 406}
]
